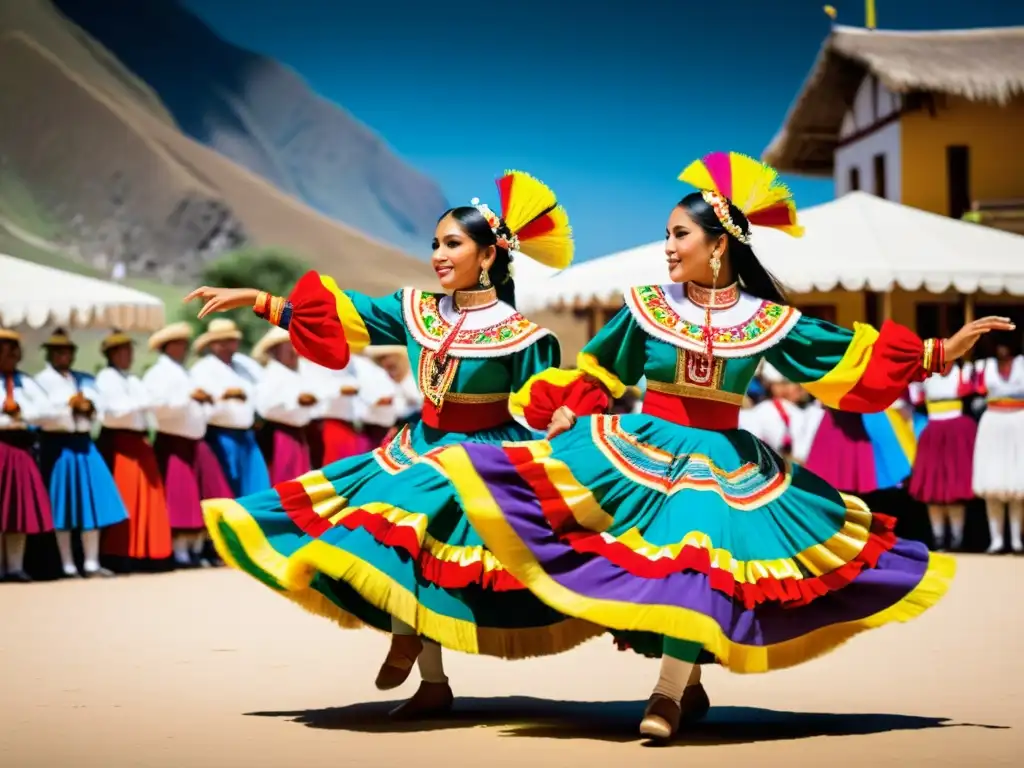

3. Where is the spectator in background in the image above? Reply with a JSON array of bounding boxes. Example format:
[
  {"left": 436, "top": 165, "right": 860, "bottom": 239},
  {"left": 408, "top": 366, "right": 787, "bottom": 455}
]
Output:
[
  {"left": 96, "top": 331, "right": 172, "bottom": 567},
  {"left": 35, "top": 329, "right": 125, "bottom": 578},
  {"left": 143, "top": 322, "right": 232, "bottom": 568},
  {"left": 252, "top": 327, "right": 319, "bottom": 484},
  {"left": 189, "top": 319, "right": 270, "bottom": 497},
  {"left": 0, "top": 329, "right": 54, "bottom": 582}
]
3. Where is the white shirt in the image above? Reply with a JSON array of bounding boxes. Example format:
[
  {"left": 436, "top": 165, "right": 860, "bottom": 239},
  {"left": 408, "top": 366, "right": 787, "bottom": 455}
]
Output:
[
  {"left": 189, "top": 354, "right": 260, "bottom": 430},
  {"left": 299, "top": 358, "right": 360, "bottom": 423},
  {"left": 233, "top": 353, "right": 266, "bottom": 384},
  {"left": 255, "top": 359, "right": 318, "bottom": 428},
  {"left": 910, "top": 363, "right": 973, "bottom": 421},
  {"left": 142, "top": 354, "right": 209, "bottom": 440},
  {"left": 95, "top": 367, "right": 154, "bottom": 432},
  {"left": 0, "top": 371, "right": 53, "bottom": 431},
  {"left": 34, "top": 365, "right": 101, "bottom": 434},
  {"left": 348, "top": 355, "right": 398, "bottom": 428},
  {"left": 977, "top": 356, "right": 1024, "bottom": 400}
]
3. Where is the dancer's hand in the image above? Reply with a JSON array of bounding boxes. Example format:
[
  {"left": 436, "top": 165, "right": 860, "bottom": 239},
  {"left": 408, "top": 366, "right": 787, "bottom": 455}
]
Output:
[
  {"left": 945, "top": 317, "right": 1016, "bottom": 361},
  {"left": 2, "top": 400, "right": 20, "bottom": 417},
  {"left": 375, "top": 397, "right": 394, "bottom": 407},
  {"left": 222, "top": 388, "right": 247, "bottom": 401},
  {"left": 298, "top": 393, "right": 318, "bottom": 407},
  {"left": 185, "top": 286, "right": 260, "bottom": 319},
  {"left": 546, "top": 406, "right": 577, "bottom": 439},
  {"left": 340, "top": 385, "right": 359, "bottom": 396}
]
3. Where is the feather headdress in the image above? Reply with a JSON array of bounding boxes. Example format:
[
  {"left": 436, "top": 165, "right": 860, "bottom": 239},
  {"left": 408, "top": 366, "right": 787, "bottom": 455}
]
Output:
[
  {"left": 679, "top": 151, "right": 804, "bottom": 240},
  {"left": 471, "top": 170, "right": 574, "bottom": 270}
]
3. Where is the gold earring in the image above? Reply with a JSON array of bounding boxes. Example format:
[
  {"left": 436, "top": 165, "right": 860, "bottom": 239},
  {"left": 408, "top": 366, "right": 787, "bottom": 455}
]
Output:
[
  {"left": 479, "top": 267, "right": 492, "bottom": 288},
  {"left": 709, "top": 251, "right": 722, "bottom": 283}
]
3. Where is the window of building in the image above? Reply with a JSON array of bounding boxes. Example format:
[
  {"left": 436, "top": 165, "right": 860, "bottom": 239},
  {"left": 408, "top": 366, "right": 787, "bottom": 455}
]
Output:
[
  {"left": 795, "top": 304, "right": 837, "bottom": 324},
  {"left": 848, "top": 166, "right": 861, "bottom": 192},
  {"left": 873, "top": 154, "right": 887, "bottom": 199},
  {"left": 947, "top": 145, "right": 970, "bottom": 220},
  {"left": 915, "top": 302, "right": 965, "bottom": 341}
]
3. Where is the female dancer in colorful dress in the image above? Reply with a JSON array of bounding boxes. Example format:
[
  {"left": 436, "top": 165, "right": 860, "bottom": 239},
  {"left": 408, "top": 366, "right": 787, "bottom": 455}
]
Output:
[
  {"left": 429, "top": 152, "right": 1013, "bottom": 741},
  {"left": 908, "top": 363, "right": 978, "bottom": 551},
  {"left": 972, "top": 340, "right": 1024, "bottom": 553},
  {"left": 187, "top": 171, "right": 597, "bottom": 718}
]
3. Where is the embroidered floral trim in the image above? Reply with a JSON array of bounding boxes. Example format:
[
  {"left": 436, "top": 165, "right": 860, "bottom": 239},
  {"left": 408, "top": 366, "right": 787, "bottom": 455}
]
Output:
[
  {"left": 685, "top": 281, "right": 740, "bottom": 310},
  {"left": 403, "top": 289, "right": 548, "bottom": 358},
  {"left": 628, "top": 285, "right": 799, "bottom": 357}
]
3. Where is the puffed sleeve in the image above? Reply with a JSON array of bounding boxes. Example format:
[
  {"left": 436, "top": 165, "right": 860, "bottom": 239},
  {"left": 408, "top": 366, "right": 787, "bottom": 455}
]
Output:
[
  {"left": 509, "top": 307, "right": 647, "bottom": 430},
  {"left": 253, "top": 270, "right": 407, "bottom": 370},
  {"left": 764, "top": 315, "right": 939, "bottom": 413}
]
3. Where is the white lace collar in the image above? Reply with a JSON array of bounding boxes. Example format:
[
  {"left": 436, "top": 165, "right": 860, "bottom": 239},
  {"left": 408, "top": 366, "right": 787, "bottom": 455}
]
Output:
[{"left": 624, "top": 283, "right": 801, "bottom": 358}]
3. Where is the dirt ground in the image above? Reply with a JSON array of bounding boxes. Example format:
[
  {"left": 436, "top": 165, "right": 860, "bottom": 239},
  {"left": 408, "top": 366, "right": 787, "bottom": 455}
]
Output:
[{"left": 1, "top": 554, "right": 1019, "bottom": 768}]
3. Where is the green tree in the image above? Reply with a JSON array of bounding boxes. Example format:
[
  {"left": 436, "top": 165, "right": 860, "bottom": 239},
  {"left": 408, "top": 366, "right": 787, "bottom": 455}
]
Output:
[{"left": 181, "top": 247, "right": 309, "bottom": 350}]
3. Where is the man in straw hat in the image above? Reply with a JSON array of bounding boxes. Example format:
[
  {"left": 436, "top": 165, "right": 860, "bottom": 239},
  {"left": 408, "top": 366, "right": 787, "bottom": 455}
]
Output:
[
  {"left": 34, "top": 328, "right": 126, "bottom": 578},
  {"left": 94, "top": 331, "right": 173, "bottom": 567},
  {"left": 142, "top": 322, "right": 232, "bottom": 567},
  {"left": 251, "top": 326, "right": 319, "bottom": 483},
  {"left": 189, "top": 319, "right": 270, "bottom": 496},
  {"left": 0, "top": 328, "right": 55, "bottom": 582}
]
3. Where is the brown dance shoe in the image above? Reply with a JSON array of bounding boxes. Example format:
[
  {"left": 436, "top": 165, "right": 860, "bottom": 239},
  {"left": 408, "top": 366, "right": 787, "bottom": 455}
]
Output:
[
  {"left": 388, "top": 680, "right": 454, "bottom": 720},
  {"left": 639, "top": 693, "right": 682, "bottom": 741},
  {"left": 374, "top": 634, "right": 423, "bottom": 690},
  {"left": 679, "top": 683, "right": 711, "bottom": 723}
]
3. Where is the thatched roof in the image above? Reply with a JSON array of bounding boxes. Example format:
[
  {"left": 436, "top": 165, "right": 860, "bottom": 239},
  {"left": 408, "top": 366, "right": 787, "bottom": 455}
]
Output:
[{"left": 763, "top": 25, "right": 1024, "bottom": 176}]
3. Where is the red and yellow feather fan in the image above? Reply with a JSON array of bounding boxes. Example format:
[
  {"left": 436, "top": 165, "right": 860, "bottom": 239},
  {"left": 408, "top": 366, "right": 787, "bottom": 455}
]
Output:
[
  {"left": 495, "top": 170, "right": 574, "bottom": 269},
  {"left": 679, "top": 152, "right": 805, "bottom": 239}
]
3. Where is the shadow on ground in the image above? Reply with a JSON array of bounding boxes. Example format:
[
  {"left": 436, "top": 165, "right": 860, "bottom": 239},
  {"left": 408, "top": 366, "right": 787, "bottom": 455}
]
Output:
[{"left": 247, "top": 697, "right": 1007, "bottom": 746}]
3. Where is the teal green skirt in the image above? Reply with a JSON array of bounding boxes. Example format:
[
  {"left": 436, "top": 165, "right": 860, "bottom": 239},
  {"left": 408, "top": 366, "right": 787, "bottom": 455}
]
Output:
[
  {"left": 205, "top": 420, "right": 604, "bottom": 659},
  {"left": 432, "top": 413, "right": 954, "bottom": 673}
]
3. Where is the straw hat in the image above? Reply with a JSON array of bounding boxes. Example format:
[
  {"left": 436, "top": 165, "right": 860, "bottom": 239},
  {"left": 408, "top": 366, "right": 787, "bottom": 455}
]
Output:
[
  {"left": 0, "top": 328, "right": 21, "bottom": 343},
  {"left": 251, "top": 326, "right": 291, "bottom": 365},
  {"left": 192, "top": 318, "right": 243, "bottom": 353},
  {"left": 43, "top": 327, "right": 76, "bottom": 349},
  {"left": 148, "top": 321, "right": 194, "bottom": 351},
  {"left": 364, "top": 345, "right": 406, "bottom": 360},
  {"left": 100, "top": 330, "right": 133, "bottom": 353}
]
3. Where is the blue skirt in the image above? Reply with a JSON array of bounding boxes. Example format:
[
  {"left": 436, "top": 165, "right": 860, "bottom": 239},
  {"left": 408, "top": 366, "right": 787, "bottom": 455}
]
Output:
[
  {"left": 39, "top": 432, "right": 129, "bottom": 531},
  {"left": 205, "top": 426, "right": 271, "bottom": 497}
]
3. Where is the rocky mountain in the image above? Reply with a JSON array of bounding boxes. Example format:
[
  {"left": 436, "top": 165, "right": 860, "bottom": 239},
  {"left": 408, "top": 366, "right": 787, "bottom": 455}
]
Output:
[
  {"left": 52, "top": 0, "right": 448, "bottom": 257},
  {"left": 0, "top": 0, "right": 434, "bottom": 292}
]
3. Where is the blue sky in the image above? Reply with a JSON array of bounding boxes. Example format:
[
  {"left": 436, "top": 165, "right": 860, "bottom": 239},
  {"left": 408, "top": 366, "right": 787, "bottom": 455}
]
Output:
[{"left": 183, "top": 0, "right": 1021, "bottom": 261}]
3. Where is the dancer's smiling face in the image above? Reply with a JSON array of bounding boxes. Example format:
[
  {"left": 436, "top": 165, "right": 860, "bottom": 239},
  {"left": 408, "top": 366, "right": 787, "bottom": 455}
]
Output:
[
  {"left": 431, "top": 209, "right": 497, "bottom": 293},
  {"left": 664, "top": 206, "right": 727, "bottom": 286}
]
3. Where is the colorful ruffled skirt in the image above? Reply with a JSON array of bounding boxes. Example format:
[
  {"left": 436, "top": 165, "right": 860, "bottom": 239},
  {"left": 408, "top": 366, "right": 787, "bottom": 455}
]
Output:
[
  {"left": 972, "top": 407, "right": 1024, "bottom": 500},
  {"left": 154, "top": 433, "right": 233, "bottom": 530},
  {"left": 908, "top": 416, "right": 977, "bottom": 504},
  {"left": 204, "top": 420, "right": 603, "bottom": 659},
  {"left": 431, "top": 414, "right": 953, "bottom": 673},
  {"left": 805, "top": 408, "right": 917, "bottom": 494},
  {"left": 0, "top": 430, "right": 53, "bottom": 534},
  {"left": 99, "top": 429, "right": 173, "bottom": 560},
  {"left": 40, "top": 432, "right": 129, "bottom": 531}
]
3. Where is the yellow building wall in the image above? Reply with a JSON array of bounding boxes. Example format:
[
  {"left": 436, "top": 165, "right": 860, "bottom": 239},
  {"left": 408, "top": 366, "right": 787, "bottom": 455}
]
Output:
[
  {"left": 790, "top": 289, "right": 865, "bottom": 327},
  {"left": 900, "top": 95, "right": 1024, "bottom": 215}
]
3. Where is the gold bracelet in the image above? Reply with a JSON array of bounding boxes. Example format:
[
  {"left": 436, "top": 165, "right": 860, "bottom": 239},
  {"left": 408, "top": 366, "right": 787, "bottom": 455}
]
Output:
[{"left": 922, "top": 339, "right": 934, "bottom": 373}]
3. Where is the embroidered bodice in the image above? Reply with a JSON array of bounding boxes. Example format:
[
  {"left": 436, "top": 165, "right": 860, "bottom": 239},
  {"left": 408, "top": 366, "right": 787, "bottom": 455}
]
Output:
[{"left": 622, "top": 283, "right": 800, "bottom": 404}]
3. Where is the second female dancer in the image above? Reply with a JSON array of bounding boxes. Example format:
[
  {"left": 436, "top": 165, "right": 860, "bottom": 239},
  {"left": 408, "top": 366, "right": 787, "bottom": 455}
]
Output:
[
  {"left": 430, "top": 152, "right": 1013, "bottom": 742},
  {"left": 187, "top": 171, "right": 602, "bottom": 718}
]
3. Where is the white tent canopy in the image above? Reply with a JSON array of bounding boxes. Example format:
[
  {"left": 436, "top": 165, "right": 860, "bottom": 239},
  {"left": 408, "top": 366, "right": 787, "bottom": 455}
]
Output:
[
  {"left": 0, "top": 253, "right": 165, "bottom": 331},
  {"left": 518, "top": 192, "right": 1024, "bottom": 312}
]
